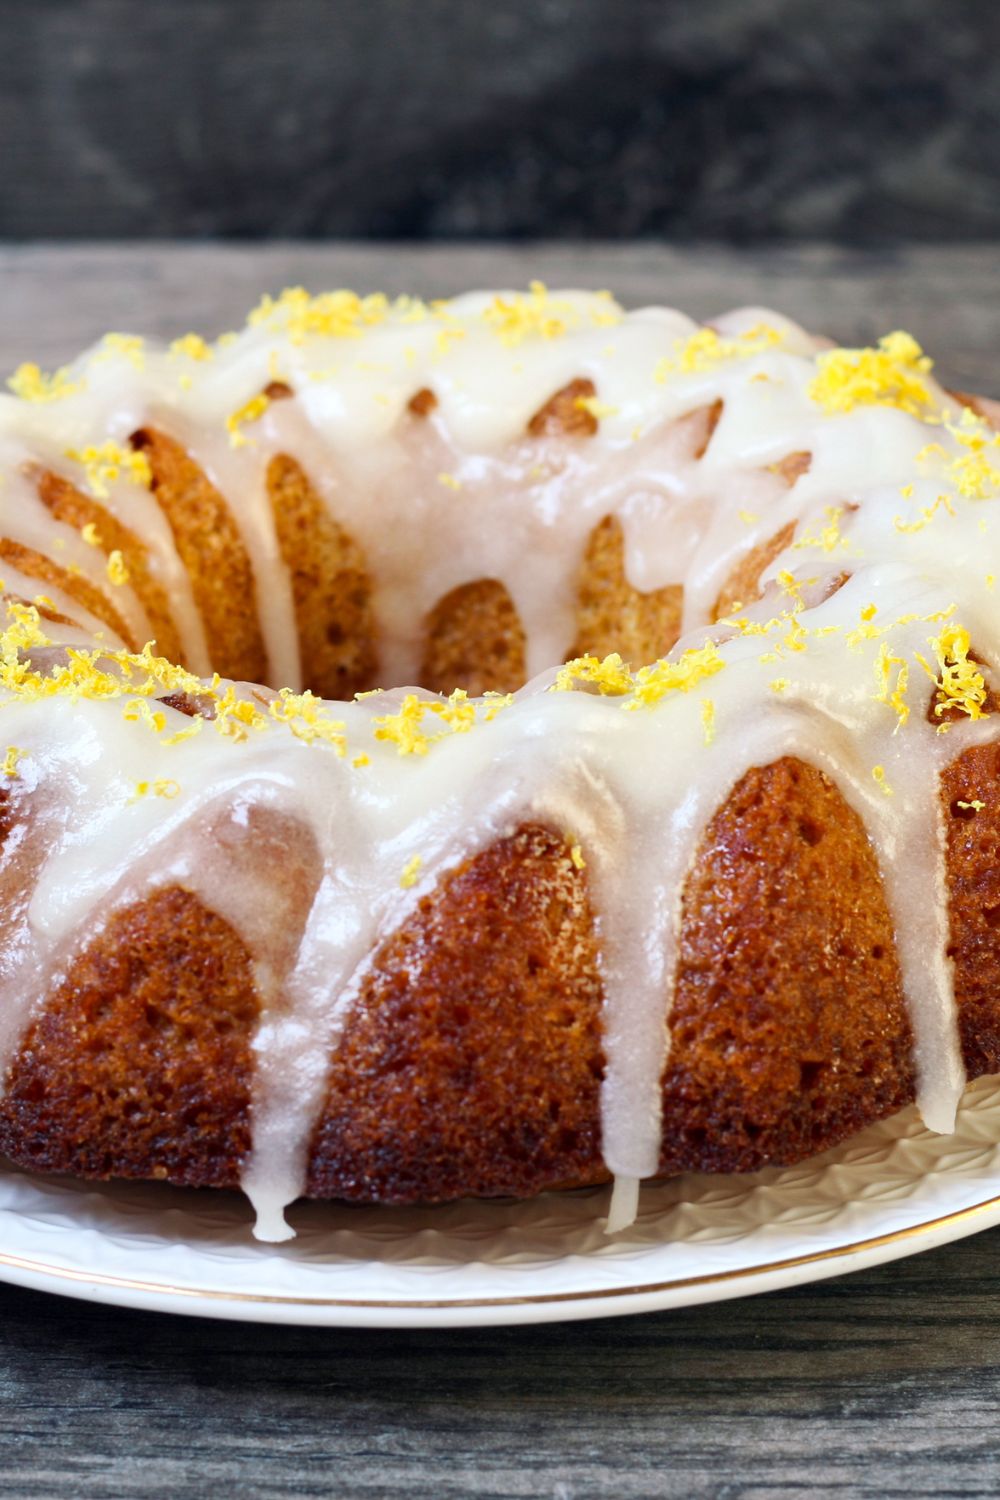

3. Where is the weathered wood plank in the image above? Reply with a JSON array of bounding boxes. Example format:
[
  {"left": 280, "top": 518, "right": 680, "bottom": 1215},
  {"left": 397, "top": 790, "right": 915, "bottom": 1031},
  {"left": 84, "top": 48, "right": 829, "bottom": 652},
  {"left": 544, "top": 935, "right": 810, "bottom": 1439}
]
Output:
[{"left": 2, "top": 1229, "right": 1000, "bottom": 1498}]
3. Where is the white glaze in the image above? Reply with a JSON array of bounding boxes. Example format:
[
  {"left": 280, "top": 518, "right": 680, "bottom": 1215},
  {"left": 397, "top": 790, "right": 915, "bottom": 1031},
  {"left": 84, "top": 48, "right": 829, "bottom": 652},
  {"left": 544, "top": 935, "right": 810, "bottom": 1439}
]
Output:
[{"left": 0, "top": 288, "right": 995, "bottom": 1238}]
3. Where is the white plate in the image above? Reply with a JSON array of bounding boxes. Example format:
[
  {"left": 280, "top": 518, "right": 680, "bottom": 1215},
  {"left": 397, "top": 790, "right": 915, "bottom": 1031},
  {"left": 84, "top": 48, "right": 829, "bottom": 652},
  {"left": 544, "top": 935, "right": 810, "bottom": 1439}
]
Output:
[{"left": 3, "top": 1076, "right": 1000, "bottom": 1327}]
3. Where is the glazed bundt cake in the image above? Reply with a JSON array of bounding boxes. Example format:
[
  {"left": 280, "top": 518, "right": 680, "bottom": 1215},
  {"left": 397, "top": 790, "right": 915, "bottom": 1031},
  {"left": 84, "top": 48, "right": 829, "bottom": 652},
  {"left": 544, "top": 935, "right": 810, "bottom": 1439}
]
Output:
[{"left": 0, "top": 284, "right": 997, "bottom": 1240}]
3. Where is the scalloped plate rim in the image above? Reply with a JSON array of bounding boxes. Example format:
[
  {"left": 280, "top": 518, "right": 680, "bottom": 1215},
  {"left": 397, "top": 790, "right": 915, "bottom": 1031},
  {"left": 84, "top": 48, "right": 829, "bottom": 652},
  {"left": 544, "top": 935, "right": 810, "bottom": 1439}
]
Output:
[
  {"left": 4, "top": 1077, "right": 1000, "bottom": 1327},
  {"left": 0, "top": 1190, "right": 999, "bottom": 1327}
]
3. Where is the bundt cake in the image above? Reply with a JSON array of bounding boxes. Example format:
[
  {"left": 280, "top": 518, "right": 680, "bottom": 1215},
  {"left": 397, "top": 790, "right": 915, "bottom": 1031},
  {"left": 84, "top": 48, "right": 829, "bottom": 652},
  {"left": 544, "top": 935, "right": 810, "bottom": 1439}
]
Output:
[{"left": 0, "top": 284, "right": 997, "bottom": 1241}]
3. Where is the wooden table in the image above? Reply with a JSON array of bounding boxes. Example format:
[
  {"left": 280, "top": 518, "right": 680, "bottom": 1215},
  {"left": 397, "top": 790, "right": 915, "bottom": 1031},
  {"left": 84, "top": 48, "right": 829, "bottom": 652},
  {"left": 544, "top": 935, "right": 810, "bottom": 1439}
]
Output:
[{"left": 1, "top": 243, "right": 999, "bottom": 1498}]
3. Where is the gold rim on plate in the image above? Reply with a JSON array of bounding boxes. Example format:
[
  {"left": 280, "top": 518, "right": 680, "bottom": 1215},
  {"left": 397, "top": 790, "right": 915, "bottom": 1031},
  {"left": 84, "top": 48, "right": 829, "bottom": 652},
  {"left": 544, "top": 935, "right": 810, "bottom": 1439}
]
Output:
[{"left": 2, "top": 1187, "right": 999, "bottom": 1310}]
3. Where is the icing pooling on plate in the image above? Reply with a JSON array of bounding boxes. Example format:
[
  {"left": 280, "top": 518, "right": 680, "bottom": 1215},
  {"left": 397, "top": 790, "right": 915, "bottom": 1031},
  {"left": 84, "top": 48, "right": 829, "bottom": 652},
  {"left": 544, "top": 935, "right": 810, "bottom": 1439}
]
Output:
[{"left": 0, "top": 286, "right": 997, "bottom": 1238}]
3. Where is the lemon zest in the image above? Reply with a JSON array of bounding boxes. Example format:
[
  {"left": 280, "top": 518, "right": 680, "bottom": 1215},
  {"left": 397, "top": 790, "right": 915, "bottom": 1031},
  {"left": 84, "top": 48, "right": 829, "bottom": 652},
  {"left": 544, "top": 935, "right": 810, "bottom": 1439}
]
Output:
[
  {"left": 893, "top": 493, "right": 955, "bottom": 534},
  {"left": 133, "top": 778, "right": 181, "bottom": 801},
  {"left": 106, "top": 550, "right": 130, "bottom": 587},
  {"left": 873, "top": 641, "right": 910, "bottom": 730},
  {"left": 170, "top": 333, "right": 214, "bottom": 362},
  {"left": 654, "top": 323, "right": 783, "bottom": 381},
  {"left": 574, "top": 395, "right": 619, "bottom": 420},
  {"left": 266, "top": 689, "right": 346, "bottom": 754},
  {"left": 64, "top": 441, "right": 152, "bottom": 500},
  {"left": 483, "top": 282, "right": 577, "bottom": 347},
  {"left": 247, "top": 287, "right": 393, "bottom": 344},
  {"left": 2, "top": 746, "right": 25, "bottom": 777},
  {"left": 373, "top": 687, "right": 494, "bottom": 756},
  {"left": 226, "top": 393, "right": 270, "bottom": 448},
  {"left": 872, "top": 764, "right": 893, "bottom": 796},
  {"left": 7, "top": 362, "right": 82, "bottom": 403},
  {"left": 946, "top": 420, "right": 1000, "bottom": 499},
  {"left": 95, "top": 333, "right": 145, "bottom": 370},
  {"left": 916, "top": 623, "right": 989, "bottom": 723},
  {"left": 553, "top": 644, "right": 725, "bottom": 708},
  {"left": 794, "top": 506, "right": 847, "bottom": 554},
  {"left": 808, "top": 332, "right": 933, "bottom": 416}
]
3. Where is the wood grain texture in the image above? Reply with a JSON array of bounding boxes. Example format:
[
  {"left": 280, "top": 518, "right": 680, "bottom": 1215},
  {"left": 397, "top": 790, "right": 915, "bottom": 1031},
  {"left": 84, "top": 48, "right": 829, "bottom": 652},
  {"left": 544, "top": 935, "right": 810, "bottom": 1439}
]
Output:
[
  {"left": 1, "top": 242, "right": 999, "bottom": 1496},
  {"left": 3, "top": 1233, "right": 1000, "bottom": 1499}
]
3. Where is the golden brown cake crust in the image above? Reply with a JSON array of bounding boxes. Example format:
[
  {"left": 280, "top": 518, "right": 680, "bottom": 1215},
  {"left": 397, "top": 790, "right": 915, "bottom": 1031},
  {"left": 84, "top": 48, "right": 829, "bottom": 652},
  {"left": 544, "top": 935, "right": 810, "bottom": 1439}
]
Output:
[
  {"left": 266, "top": 452, "right": 379, "bottom": 699},
  {"left": 713, "top": 523, "right": 797, "bottom": 620},
  {"left": 0, "top": 886, "right": 258, "bottom": 1187},
  {"left": 1, "top": 369, "right": 997, "bottom": 1213},
  {"left": 32, "top": 466, "right": 185, "bottom": 665},
  {"left": 307, "top": 824, "right": 605, "bottom": 1201},
  {"left": 131, "top": 427, "right": 268, "bottom": 683},
  {"left": 573, "top": 515, "right": 684, "bottom": 667},
  {"left": 661, "top": 757, "right": 915, "bottom": 1173},
  {"left": 528, "top": 378, "right": 599, "bottom": 438},
  {"left": 0, "top": 537, "right": 136, "bottom": 648},
  {"left": 4, "top": 748, "right": 986, "bottom": 1203},
  {"left": 420, "top": 579, "right": 527, "bottom": 697},
  {"left": 941, "top": 743, "right": 1000, "bottom": 1078}
]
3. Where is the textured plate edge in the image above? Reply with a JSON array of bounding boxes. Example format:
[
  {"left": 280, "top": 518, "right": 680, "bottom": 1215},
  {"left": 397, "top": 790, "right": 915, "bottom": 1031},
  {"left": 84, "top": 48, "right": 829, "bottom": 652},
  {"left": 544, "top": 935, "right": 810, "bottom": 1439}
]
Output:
[{"left": 3, "top": 1190, "right": 1000, "bottom": 1328}]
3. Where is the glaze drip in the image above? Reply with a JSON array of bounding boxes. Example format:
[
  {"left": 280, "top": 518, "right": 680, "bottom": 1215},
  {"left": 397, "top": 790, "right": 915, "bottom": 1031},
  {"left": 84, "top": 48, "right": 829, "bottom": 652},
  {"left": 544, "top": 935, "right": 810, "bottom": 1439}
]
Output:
[{"left": 0, "top": 288, "right": 995, "bottom": 1236}]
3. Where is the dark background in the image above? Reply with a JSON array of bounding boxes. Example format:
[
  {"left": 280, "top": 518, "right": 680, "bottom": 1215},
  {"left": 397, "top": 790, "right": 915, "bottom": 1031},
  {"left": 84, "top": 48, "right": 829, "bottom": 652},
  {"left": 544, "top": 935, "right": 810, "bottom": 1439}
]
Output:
[{"left": 2, "top": 0, "right": 997, "bottom": 243}]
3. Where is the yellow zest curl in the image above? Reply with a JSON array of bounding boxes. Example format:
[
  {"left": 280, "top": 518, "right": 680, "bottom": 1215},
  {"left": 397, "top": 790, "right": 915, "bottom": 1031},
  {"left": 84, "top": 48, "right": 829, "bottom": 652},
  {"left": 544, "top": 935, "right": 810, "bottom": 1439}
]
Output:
[
  {"left": 2, "top": 746, "right": 25, "bottom": 778},
  {"left": 373, "top": 688, "right": 496, "bottom": 756},
  {"left": 106, "top": 550, "right": 130, "bottom": 587},
  {"left": 654, "top": 322, "right": 783, "bottom": 381},
  {"left": 554, "top": 644, "right": 725, "bottom": 709},
  {"left": 169, "top": 333, "right": 214, "bottom": 362},
  {"left": 7, "top": 362, "right": 82, "bottom": 403},
  {"left": 916, "top": 623, "right": 989, "bottom": 723},
  {"left": 808, "top": 331, "right": 933, "bottom": 416},
  {"left": 226, "top": 393, "right": 270, "bottom": 449},
  {"left": 248, "top": 287, "right": 393, "bottom": 343},
  {"left": 873, "top": 641, "right": 910, "bottom": 730},
  {"left": 65, "top": 441, "right": 152, "bottom": 501},
  {"left": 872, "top": 764, "right": 893, "bottom": 796},
  {"left": 483, "top": 282, "right": 583, "bottom": 347}
]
